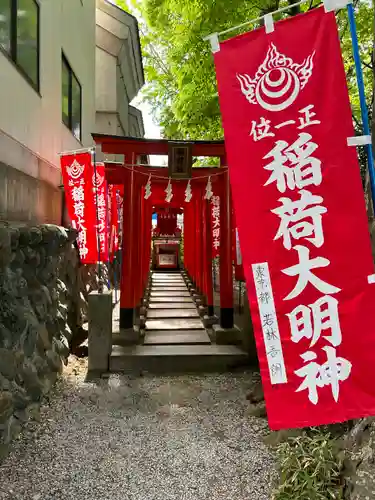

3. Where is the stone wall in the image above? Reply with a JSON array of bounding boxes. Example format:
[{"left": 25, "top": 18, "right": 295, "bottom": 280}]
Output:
[{"left": 0, "top": 223, "right": 94, "bottom": 460}]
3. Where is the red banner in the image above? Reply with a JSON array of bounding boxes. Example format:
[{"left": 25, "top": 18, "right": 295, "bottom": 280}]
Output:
[
  {"left": 109, "top": 185, "right": 121, "bottom": 260},
  {"left": 94, "top": 163, "right": 109, "bottom": 262},
  {"left": 117, "top": 185, "right": 124, "bottom": 250},
  {"left": 60, "top": 153, "right": 97, "bottom": 263},
  {"left": 211, "top": 195, "right": 220, "bottom": 257},
  {"left": 214, "top": 7, "right": 375, "bottom": 429}
]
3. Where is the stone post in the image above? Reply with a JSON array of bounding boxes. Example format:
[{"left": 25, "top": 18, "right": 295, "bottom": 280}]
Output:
[{"left": 88, "top": 290, "right": 113, "bottom": 375}]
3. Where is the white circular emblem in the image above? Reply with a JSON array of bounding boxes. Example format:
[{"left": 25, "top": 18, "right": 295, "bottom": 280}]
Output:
[
  {"left": 67, "top": 159, "right": 84, "bottom": 180},
  {"left": 255, "top": 67, "right": 300, "bottom": 112},
  {"left": 237, "top": 43, "right": 315, "bottom": 112}
]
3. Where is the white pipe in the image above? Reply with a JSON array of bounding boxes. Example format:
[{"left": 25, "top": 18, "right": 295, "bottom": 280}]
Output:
[{"left": 58, "top": 146, "right": 95, "bottom": 157}]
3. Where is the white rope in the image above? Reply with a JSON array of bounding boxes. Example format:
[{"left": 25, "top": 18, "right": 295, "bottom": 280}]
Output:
[
  {"left": 204, "top": 0, "right": 314, "bottom": 41},
  {"left": 108, "top": 162, "right": 227, "bottom": 181}
]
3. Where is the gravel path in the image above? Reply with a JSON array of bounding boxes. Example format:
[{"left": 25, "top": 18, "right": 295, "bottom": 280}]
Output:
[{"left": 0, "top": 357, "right": 276, "bottom": 500}]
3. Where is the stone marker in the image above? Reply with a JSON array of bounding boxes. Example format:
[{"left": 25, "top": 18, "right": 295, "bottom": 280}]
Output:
[{"left": 88, "top": 290, "right": 113, "bottom": 375}]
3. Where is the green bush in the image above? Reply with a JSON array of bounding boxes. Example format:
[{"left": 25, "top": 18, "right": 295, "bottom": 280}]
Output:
[{"left": 274, "top": 430, "right": 344, "bottom": 500}]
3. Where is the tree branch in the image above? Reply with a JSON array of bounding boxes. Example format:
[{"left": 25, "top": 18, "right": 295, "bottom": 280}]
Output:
[
  {"left": 288, "top": 0, "right": 301, "bottom": 16},
  {"left": 362, "top": 59, "right": 374, "bottom": 71},
  {"left": 352, "top": 112, "right": 362, "bottom": 131}
]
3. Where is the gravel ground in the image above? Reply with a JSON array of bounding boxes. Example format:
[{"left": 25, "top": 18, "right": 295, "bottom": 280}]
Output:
[{"left": 0, "top": 357, "right": 276, "bottom": 500}]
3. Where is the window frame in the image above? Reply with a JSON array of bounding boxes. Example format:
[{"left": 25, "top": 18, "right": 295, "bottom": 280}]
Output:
[
  {"left": 61, "top": 52, "right": 82, "bottom": 143},
  {"left": 0, "top": 0, "right": 40, "bottom": 93}
]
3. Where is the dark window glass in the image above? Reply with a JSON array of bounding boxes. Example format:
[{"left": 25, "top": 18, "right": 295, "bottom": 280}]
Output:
[
  {"left": 71, "top": 73, "right": 82, "bottom": 141},
  {"left": 62, "top": 53, "right": 82, "bottom": 142},
  {"left": 62, "top": 57, "right": 70, "bottom": 128},
  {"left": 0, "top": 0, "right": 11, "bottom": 53},
  {"left": 0, "top": 0, "right": 39, "bottom": 90},
  {"left": 16, "top": 0, "right": 38, "bottom": 86}
]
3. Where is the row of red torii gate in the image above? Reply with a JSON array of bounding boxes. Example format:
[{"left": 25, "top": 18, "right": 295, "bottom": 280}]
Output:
[{"left": 93, "top": 134, "right": 240, "bottom": 332}]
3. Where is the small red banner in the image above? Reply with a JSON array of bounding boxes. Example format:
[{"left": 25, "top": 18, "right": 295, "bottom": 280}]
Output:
[
  {"left": 211, "top": 195, "right": 220, "bottom": 257},
  {"left": 214, "top": 7, "right": 375, "bottom": 429},
  {"left": 109, "top": 185, "right": 121, "bottom": 261},
  {"left": 60, "top": 153, "right": 97, "bottom": 264},
  {"left": 94, "top": 163, "right": 109, "bottom": 262}
]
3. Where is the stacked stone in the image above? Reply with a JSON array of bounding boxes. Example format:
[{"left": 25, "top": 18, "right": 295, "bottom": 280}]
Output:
[{"left": 0, "top": 224, "right": 83, "bottom": 460}]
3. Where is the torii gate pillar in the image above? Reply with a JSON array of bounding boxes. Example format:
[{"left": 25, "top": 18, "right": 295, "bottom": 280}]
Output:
[{"left": 119, "top": 166, "right": 135, "bottom": 329}]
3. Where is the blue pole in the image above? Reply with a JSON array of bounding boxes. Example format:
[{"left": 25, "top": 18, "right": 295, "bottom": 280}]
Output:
[{"left": 347, "top": 3, "right": 375, "bottom": 214}]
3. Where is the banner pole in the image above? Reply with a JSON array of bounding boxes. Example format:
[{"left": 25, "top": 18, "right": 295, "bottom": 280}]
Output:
[
  {"left": 58, "top": 146, "right": 94, "bottom": 157},
  {"left": 347, "top": 3, "right": 375, "bottom": 214},
  {"left": 113, "top": 256, "right": 118, "bottom": 303},
  {"left": 92, "top": 148, "right": 102, "bottom": 292}
]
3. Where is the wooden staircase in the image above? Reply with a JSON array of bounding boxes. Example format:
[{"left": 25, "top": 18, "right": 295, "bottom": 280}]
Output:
[{"left": 110, "top": 271, "right": 247, "bottom": 373}]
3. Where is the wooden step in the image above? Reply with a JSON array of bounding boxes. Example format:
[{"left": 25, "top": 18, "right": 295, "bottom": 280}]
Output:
[
  {"left": 151, "top": 291, "right": 191, "bottom": 298},
  {"left": 143, "top": 329, "right": 211, "bottom": 345},
  {"left": 151, "top": 281, "right": 187, "bottom": 288},
  {"left": 152, "top": 279, "right": 185, "bottom": 283},
  {"left": 152, "top": 273, "right": 182, "bottom": 278},
  {"left": 152, "top": 282, "right": 185, "bottom": 287},
  {"left": 110, "top": 344, "right": 248, "bottom": 373},
  {"left": 150, "top": 297, "right": 193, "bottom": 303},
  {"left": 151, "top": 288, "right": 187, "bottom": 292},
  {"left": 152, "top": 278, "right": 184, "bottom": 282},
  {"left": 146, "top": 318, "right": 203, "bottom": 331},
  {"left": 151, "top": 281, "right": 183, "bottom": 284},
  {"left": 148, "top": 302, "right": 196, "bottom": 309},
  {"left": 147, "top": 309, "right": 199, "bottom": 319}
]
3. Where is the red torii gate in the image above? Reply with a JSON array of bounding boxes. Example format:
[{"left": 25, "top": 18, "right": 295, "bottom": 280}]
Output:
[{"left": 93, "top": 134, "right": 234, "bottom": 333}]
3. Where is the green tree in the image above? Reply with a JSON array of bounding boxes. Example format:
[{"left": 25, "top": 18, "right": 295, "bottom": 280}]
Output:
[
  {"left": 125, "top": 0, "right": 281, "bottom": 139},
  {"left": 117, "top": 0, "right": 373, "bottom": 143}
]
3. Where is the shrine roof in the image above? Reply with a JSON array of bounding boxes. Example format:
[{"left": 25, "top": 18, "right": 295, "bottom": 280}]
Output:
[{"left": 92, "top": 133, "right": 226, "bottom": 157}]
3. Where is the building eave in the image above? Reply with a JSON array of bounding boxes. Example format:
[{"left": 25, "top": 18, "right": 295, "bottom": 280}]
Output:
[{"left": 96, "top": 0, "right": 145, "bottom": 90}]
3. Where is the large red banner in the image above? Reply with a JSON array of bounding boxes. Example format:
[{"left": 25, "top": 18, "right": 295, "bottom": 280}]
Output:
[
  {"left": 60, "top": 153, "right": 97, "bottom": 263},
  {"left": 214, "top": 7, "right": 375, "bottom": 429}
]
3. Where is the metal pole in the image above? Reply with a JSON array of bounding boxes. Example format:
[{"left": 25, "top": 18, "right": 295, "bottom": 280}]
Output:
[
  {"left": 92, "top": 148, "right": 102, "bottom": 291},
  {"left": 347, "top": 3, "right": 375, "bottom": 214}
]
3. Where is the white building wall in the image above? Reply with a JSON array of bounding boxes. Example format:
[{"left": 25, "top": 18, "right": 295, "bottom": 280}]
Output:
[
  {"left": 95, "top": 0, "right": 144, "bottom": 144},
  {"left": 0, "top": 0, "right": 96, "bottom": 223},
  {"left": 95, "top": 47, "right": 117, "bottom": 113}
]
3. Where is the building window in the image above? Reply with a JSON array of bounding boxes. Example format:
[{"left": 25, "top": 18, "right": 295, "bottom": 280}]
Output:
[
  {"left": 62, "top": 53, "right": 82, "bottom": 142},
  {"left": 0, "top": 0, "right": 40, "bottom": 90}
]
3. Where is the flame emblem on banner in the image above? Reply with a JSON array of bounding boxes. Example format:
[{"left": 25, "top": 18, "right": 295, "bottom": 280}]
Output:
[
  {"left": 67, "top": 159, "right": 85, "bottom": 180},
  {"left": 237, "top": 43, "right": 315, "bottom": 112},
  {"left": 92, "top": 172, "right": 104, "bottom": 188}
]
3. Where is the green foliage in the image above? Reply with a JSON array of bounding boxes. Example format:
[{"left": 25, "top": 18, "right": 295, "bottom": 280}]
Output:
[
  {"left": 126, "top": 0, "right": 280, "bottom": 139},
  {"left": 338, "top": 1, "right": 374, "bottom": 130},
  {"left": 273, "top": 430, "right": 345, "bottom": 500},
  {"left": 118, "top": 0, "right": 373, "bottom": 142}
]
